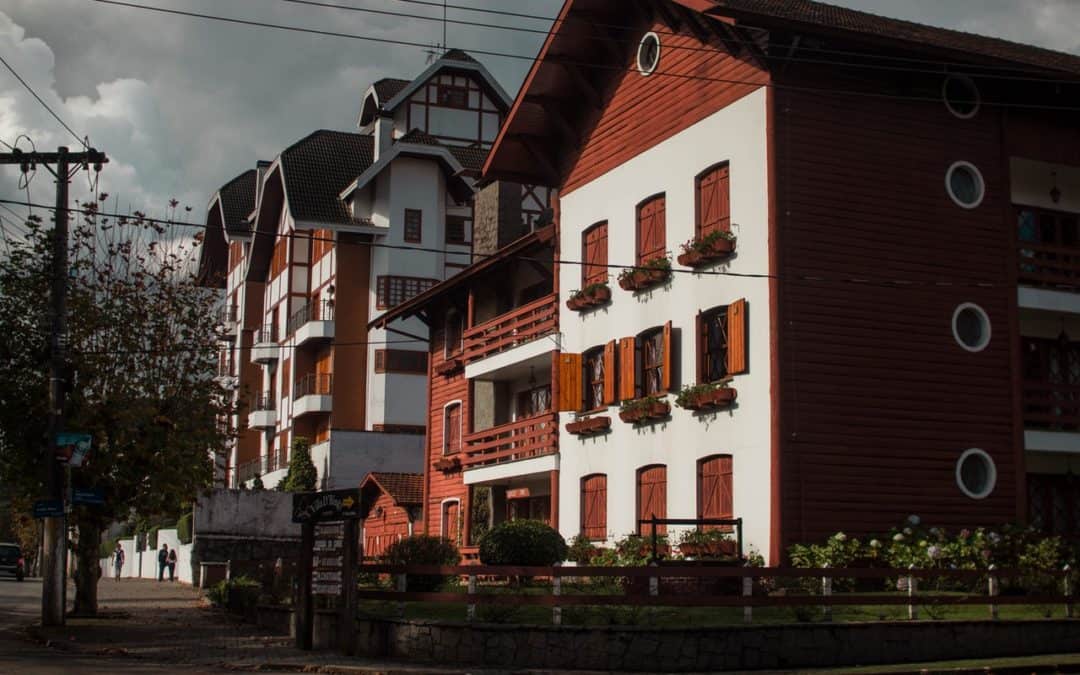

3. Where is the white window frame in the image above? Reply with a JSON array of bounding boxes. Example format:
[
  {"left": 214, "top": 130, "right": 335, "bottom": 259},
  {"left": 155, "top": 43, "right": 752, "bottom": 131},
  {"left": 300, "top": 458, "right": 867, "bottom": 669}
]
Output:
[
  {"left": 952, "top": 302, "right": 992, "bottom": 352},
  {"left": 637, "top": 32, "right": 661, "bottom": 76},
  {"left": 943, "top": 75, "right": 980, "bottom": 120},
  {"left": 945, "top": 161, "right": 986, "bottom": 210},
  {"left": 440, "top": 498, "right": 461, "bottom": 539},
  {"left": 442, "top": 399, "right": 463, "bottom": 456},
  {"left": 955, "top": 448, "right": 997, "bottom": 500}
]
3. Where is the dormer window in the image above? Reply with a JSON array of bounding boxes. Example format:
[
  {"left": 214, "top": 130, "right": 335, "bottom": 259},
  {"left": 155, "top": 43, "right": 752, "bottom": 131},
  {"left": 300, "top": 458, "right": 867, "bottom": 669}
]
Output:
[{"left": 437, "top": 85, "right": 468, "bottom": 108}]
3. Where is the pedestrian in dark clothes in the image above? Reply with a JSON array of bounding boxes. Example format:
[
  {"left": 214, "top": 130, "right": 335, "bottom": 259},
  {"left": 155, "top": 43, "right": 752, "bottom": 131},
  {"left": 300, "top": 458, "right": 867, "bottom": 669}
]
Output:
[
  {"left": 157, "top": 543, "right": 168, "bottom": 581},
  {"left": 167, "top": 547, "right": 177, "bottom": 581}
]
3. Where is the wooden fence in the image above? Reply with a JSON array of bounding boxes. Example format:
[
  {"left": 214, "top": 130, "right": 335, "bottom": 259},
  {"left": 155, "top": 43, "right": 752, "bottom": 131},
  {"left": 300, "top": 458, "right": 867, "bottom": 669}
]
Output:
[{"left": 356, "top": 563, "right": 1075, "bottom": 625}]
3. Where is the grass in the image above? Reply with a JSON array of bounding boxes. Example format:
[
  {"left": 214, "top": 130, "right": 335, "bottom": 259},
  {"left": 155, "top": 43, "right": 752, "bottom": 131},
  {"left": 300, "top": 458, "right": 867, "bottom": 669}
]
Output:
[{"left": 811, "top": 652, "right": 1080, "bottom": 674}]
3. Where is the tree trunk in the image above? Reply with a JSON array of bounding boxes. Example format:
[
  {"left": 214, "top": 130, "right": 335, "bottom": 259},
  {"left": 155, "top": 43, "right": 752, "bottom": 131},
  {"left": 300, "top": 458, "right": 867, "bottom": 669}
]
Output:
[{"left": 73, "top": 517, "right": 102, "bottom": 616}]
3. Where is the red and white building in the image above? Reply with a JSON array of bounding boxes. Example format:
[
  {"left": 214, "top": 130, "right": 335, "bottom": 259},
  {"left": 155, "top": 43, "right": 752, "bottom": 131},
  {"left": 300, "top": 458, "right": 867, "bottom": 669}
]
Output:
[
  {"left": 375, "top": 0, "right": 1080, "bottom": 562},
  {"left": 199, "top": 50, "right": 544, "bottom": 489}
]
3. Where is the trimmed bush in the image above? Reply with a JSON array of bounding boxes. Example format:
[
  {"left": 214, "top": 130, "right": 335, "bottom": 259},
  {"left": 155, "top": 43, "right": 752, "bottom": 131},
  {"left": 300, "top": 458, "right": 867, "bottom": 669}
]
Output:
[
  {"left": 479, "top": 519, "right": 567, "bottom": 566},
  {"left": 381, "top": 534, "right": 460, "bottom": 591},
  {"left": 177, "top": 513, "right": 193, "bottom": 545},
  {"left": 208, "top": 575, "right": 261, "bottom": 614}
]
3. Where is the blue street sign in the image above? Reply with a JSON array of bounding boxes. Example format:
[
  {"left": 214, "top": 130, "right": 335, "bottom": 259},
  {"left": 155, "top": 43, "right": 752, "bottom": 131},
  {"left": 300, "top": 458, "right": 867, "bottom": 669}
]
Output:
[
  {"left": 72, "top": 488, "right": 105, "bottom": 506},
  {"left": 33, "top": 499, "right": 64, "bottom": 518}
]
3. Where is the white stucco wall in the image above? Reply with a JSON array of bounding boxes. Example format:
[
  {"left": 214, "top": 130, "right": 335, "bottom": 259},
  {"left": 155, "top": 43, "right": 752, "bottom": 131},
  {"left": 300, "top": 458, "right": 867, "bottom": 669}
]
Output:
[{"left": 556, "top": 87, "right": 772, "bottom": 556}]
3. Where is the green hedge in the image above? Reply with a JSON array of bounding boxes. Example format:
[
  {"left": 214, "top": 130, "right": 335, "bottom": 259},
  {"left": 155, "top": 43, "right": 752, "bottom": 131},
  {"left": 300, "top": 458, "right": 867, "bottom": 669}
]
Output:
[
  {"left": 177, "top": 513, "right": 193, "bottom": 545},
  {"left": 382, "top": 535, "right": 460, "bottom": 591},
  {"left": 479, "top": 520, "right": 567, "bottom": 566}
]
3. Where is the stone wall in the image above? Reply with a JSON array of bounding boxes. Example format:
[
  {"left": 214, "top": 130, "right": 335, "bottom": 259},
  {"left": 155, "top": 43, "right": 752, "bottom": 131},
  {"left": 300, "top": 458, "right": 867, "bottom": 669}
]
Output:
[
  {"left": 473, "top": 181, "right": 526, "bottom": 257},
  {"left": 354, "top": 618, "right": 1080, "bottom": 672}
]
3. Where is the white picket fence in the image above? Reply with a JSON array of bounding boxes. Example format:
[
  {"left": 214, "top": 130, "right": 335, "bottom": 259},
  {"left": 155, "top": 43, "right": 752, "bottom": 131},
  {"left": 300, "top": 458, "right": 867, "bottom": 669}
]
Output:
[{"left": 98, "top": 528, "right": 194, "bottom": 584}]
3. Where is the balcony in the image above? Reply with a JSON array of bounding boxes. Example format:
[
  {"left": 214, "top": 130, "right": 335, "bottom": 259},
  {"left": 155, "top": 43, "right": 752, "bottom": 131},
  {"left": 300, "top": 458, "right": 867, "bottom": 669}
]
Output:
[
  {"left": 217, "top": 304, "right": 239, "bottom": 337},
  {"left": 1023, "top": 382, "right": 1080, "bottom": 431},
  {"left": 251, "top": 324, "right": 279, "bottom": 364},
  {"left": 1018, "top": 241, "right": 1080, "bottom": 291},
  {"left": 247, "top": 392, "right": 277, "bottom": 429},
  {"left": 287, "top": 300, "right": 334, "bottom": 347},
  {"left": 462, "top": 293, "right": 557, "bottom": 366},
  {"left": 462, "top": 412, "right": 558, "bottom": 470},
  {"left": 293, "top": 373, "right": 332, "bottom": 417}
]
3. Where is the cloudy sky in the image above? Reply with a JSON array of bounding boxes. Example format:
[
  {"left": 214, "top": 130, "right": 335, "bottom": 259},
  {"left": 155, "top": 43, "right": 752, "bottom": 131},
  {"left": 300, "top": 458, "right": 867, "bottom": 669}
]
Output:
[{"left": 1, "top": 0, "right": 1078, "bottom": 229}]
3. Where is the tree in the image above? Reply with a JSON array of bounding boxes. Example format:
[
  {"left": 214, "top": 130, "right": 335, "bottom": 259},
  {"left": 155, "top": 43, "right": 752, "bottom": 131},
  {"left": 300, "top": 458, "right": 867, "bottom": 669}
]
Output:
[
  {"left": 279, "top": 436, "right": 317, "bottom": 492},
  {"left": 251, "top": 473, "right": 264, "bottom": 491},
  {"left": 0, "top": 200, "right": 232, "bottom": 615}
]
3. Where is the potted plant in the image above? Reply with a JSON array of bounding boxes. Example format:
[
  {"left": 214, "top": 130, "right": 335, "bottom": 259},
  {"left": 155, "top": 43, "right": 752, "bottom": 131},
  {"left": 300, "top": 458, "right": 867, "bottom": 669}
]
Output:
[
  {"left": 677, "top": 529, "right": 737, "bottom": 560},
  {"left": 565, "top": 415, "right": 611, "bottom": 436},
  {"left": 616, "top": 255, "right": 672, "bottom": 292},
  {"left": 434, "top": 357, "right": 463, "bottom": 376},
  {"left": 618, "top": 396, "right": 671, "bottom": 424},
  {"left": 674, "top": 382, "right": 737, "bottom": 412},
  {"left": 433, "top": 456, "right": 461, "bottom": 472},
  {"left": 676, "top": 230, "right": 737, "bottom": 268},
  {"left": 566, "top": 282, "right": 612, "bottom": 311}
]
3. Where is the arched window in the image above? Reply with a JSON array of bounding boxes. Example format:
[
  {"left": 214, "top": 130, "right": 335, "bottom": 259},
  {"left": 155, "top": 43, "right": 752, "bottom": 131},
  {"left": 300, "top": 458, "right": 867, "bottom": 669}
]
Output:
[
  {"left": 695, "top": 163, "right": 731, "bottom": 240},
  {"left": 441, "top": 499, "right": 461, "bottom": 544},
  {"left": 636, "top": 464, "right": 667, "bottom": 536},
  {"left": 581, "top": 221, "right": 608, "bottom": 287},
  {"left": 636, "top": 193, "right": 667, "bottom": 266},
  {"left": 443, "top": 402, "right": 462, "bottom": 455},
  {"left": 698, "top": 455, "right": 733, "bottom": 527},
  {"left": 580, "top": 474, "right": 608, "bottom": 541}
]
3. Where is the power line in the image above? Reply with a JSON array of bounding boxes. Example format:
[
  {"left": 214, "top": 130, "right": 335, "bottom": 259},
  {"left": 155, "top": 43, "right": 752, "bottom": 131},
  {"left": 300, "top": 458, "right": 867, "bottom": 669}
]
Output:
[
  {"left": 89, "top": 0, "right": 1080, "bottom": 113},
  {"left": 0, "top": 54, "right": 87, "bottom": 148},
  {"left": 72, "top": 337, "right": 426, "bottom": 356},
  {"left": 0, "top": 196, "right": 1021, "bottom": 290}
]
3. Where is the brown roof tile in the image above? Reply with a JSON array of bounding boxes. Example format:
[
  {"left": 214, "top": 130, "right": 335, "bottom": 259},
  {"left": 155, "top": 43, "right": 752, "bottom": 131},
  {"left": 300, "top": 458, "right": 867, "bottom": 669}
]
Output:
[
  {"left": 366, "top": 472, "right": 423, "bottom": 505},
  {"left": 279, "top": 130, "right": 374, "bottom": 225},
  {"left": 217, "top": 169, "right": 257, "bottom": 235},
  {"left": 373, "top": 77, "right": 411, "bottom": 103}
]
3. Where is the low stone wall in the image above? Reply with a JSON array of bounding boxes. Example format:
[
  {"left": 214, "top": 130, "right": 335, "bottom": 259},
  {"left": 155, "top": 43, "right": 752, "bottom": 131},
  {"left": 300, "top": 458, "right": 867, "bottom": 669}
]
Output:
[{"left": 354, "top": 618, "right": 1080, "bottom": 672}]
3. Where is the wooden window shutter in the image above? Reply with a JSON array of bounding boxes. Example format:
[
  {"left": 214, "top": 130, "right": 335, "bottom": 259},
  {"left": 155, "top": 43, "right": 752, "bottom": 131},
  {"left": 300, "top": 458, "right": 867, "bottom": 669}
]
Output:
[
  {"left": 726, "top": 298, "right": 748, "bottom": 375},
  {"left": 718, "top": 456, "right": 733, "bottom": 519},
  {"left": 695, "top": 311, "right": 706, "bottom": 384},
  {"left": 581, "top": 474, "right": 607, "bottom": 540},
  {"left": 698, "top": 455, "right": 733, "bottom": 522},
  {"left": 638, "top": 466, "right": 667, "bottom": 535},
  {"left": 618, "top": 337, "right": 636, "bottom": 401},
  {"left": 603, "top": 340, "right": 617, "bottom": 405},
  {"left": 661, "top": 320, "right": 673, "bottom": 392},
  {"left": 558, "top": 353, "right": 583, "bottom": 412},
  {"left": 654, "top": 195, "right": 666, "bottom": 258}
]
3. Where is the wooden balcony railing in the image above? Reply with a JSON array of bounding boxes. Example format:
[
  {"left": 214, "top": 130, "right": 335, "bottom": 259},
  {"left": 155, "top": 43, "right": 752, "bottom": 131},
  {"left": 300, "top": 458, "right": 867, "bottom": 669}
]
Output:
[
  {"left": 462, "top": 412, "right": 557, "bottom": 469},
  {"left": 1023, "top": 381, "right": 1080, "bottom": 430},
  {"left": 1018, "top": 241, "right": 1080, "bottom": 290},
  {"left": 463, "top": 294, "right": 557, "bottom": 364},
  {"left": 294, "top": 373, "right": 332, "bottom": 398}
]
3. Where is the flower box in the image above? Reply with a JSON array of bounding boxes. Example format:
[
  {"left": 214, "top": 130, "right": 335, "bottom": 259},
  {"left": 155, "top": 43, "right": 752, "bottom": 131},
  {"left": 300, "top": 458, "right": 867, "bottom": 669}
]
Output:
[
  {"left": 617, "top": 267, "right": 671, "bottom": 292},
  {"left": 434, "top": 358, "right": 463, "bottom": 376},
  {"left": 618, "top": 399, "right": 671, "bottom": 424},
  {"left": 566, "top": 284, "right": 612, "bottom": 312},
  {"left": 681, "top": 387, "right": 737, "bottom": 411},
  {"left": 677, "top": 237, "right": 736, "bottom": 268},
  {"left": 565, "top": 416, "right": 611, "bottom": 436},
  {"left": 433, "top": 456, "right": 461, "bottom": 472}
]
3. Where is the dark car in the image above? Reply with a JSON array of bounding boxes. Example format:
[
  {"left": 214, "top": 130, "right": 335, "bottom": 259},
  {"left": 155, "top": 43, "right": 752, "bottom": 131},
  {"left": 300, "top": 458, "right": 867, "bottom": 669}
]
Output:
[{"left": 0, "top": 543, "right": 25, "bottom": 581}]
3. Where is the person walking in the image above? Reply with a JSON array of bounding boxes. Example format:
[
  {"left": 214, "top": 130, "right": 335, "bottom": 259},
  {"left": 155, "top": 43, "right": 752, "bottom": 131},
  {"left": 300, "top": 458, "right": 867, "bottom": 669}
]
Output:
[
  {"left": 167, "top": 547, "right": 177, "bottom": 582},
  {"left": 157, "top": 542, "right": 168, "bottom": 581},
  {"left": 113, "top": 543, "right": 125, "bottom": 581}
]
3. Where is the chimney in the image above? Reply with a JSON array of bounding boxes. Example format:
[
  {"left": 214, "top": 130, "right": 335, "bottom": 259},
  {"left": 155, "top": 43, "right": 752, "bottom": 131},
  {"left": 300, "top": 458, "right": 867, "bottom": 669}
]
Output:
[
  {"left": 254, "top": 160, "right": 271, "bottom": 208},
  {"left": 374, "top": 114, "right": 393, "bottom": 161},
  {"left": 473, "top": 180, "right": 526, "bottom": 258}
]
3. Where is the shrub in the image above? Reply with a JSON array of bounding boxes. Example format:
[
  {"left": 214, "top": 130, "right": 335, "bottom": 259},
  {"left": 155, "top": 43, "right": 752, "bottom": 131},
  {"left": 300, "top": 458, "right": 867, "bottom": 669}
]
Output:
[
  {"left": 567, "top": 534, "right": 598, "bottom": 565},
  {"left": 382, "top": 534, "right": 460, "bottom": 592},
  {"left": 251, "top": 473, "right": 265, "bottom": 491},
  {"left": 478, "top": 520, "right": 567, "bottom": 566},
  {"left": 177, "top": 513, "right": 193, "bottom": 545},
  {"left": 280, "top": 436, "right": 318, "bottom": 492},
  {"left": 207, "top": 575, "right": 261, "bottom": 614}
]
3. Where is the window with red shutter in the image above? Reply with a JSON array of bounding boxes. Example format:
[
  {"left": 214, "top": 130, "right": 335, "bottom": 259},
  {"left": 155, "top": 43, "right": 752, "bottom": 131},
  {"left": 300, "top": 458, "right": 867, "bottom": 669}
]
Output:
[
  {"left": 637, "top": 465, "right": 667, "bottom": 536},
  {"left": 698, "top": 455, "right": 733, "bottom": 530},
  {"left": 581, "top": 474, "right": 607, "bottom": 541},
  {"left": 695, "top": 164, "right": 730, "bottom": 239},
  {"left": 636, "top": 194, "right": 667, "bottom": 265},
  {"left": 581, "top": 221, "right": 608, "bottom": 287},
  {"left": 443, "top": 403, "right": 462, "bottom": 455},
  {"left": 583, "top": 346, "right": 605, "bottom": 410},
  {"left": 442, "top": 500, "right": 461, "bottom": 543}
]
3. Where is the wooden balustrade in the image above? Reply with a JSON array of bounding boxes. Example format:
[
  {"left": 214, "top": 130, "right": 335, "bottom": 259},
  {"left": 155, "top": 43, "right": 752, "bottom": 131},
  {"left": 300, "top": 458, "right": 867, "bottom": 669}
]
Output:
[
  {"left": 1018, "top": 240, "right": 1080, "bottom": 289},
  {"left": 1023, "top": 381, "right": 1080, "bottom": 429},
  {"left": 462, "top": 412, "right": 558, "bottom": 469},
  {"left": 462, "top": 294, "right": 557, "bottom": 364}
]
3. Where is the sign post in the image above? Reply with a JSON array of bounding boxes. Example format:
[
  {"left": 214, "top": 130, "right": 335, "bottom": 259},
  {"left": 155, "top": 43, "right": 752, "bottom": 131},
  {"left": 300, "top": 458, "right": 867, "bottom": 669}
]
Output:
[{"left": 292, "top": 488, "right": 361, "bottom": 654}]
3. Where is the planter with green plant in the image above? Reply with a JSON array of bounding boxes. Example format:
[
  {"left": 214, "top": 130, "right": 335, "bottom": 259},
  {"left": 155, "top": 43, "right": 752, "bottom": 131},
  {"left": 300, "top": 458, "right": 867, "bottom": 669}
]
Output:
[
  {"left": 433, "top": 455, "right": 461, "bottom": 472},
  {"left": 676, "top": 230, "right": 736, "bottom": 268},
  {"left": 618, "top": 396, "right": 670, "bottom": 424},
  {"left": 674, "top": 382, "right": 737, "bottom": 411},
  {"left": 565, "top": 415, "right": 611, "bottom": 436},
  {"left": 676, "top": 529, "right": 737, "bottom": 559},
  {"left": 566, "top": 282, "right": 612, "bottom": 311},
  {"left": 617, "top": 255, "right": 672, "bottom": 292}
]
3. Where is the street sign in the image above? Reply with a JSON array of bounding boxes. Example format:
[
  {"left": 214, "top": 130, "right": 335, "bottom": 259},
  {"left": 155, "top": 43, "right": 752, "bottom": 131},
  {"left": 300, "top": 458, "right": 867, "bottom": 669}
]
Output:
[
  {"left": 33, "top": 499, "right": 64, "bottom": 518},
  {"left": 72, "top": 488, "right": 105, "bottom": 506},
  {"left": 312, "top": 522, "right": 344, "bottom": 596},
  {"left": 56, "top": 432, "right": 92, "bottom": 467},
  {"left": 291, "top": 488, "right": 361, "bottom": 524}
]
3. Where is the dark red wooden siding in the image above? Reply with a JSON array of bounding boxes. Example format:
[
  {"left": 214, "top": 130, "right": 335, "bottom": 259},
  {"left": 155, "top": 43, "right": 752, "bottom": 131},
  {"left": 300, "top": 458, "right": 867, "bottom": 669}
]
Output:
[{"left": 424, "top": 307, "right": 469, "bottom": 535}]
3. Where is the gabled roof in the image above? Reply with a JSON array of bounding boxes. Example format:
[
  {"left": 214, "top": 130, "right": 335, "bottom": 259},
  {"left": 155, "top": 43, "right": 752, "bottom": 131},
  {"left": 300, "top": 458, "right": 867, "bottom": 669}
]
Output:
[
  {"left": 441, "top": 48, "right": 478, "bottom": 63},
  {"left": 338, "top": 132, "right": 474, "bottom": 205},
  {"left": 361, "top": 472, "right": 423, "bottom": 506},
  {"left": 396, "top": 129, "right": 488, "bottom": 174},
  {"left": 195, "top": 168, "right": 258, "bottom": 288},
  {"left": 372, "top": 77, "right": 411, "bottom": 103},
  {"left": 278, "top": 129, "right": 374, "bottom": 225},
  {"left": 218, "top": 169, "right": 258, "bottom": 236}
]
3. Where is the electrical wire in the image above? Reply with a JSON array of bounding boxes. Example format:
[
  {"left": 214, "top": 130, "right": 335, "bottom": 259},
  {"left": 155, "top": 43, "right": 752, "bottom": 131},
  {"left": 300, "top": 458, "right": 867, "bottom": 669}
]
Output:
[
  {"left": 90, "top": 0, "right": 1080, "bottom": 113},
  {"left": 72, "top": 336, "right": 426, "bottom": 356},
  {"left": 0, "top": 54, "right": 88, "bottom": 148},
  {"left": 0, "top": 196, "right": 1021, "bottom": 291}
]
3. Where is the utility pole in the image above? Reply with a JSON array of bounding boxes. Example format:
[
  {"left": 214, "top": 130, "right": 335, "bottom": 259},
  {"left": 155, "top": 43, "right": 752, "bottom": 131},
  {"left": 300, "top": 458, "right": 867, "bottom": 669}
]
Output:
[{"left": 0, "top": 146, "right": 107, "bottom": 626}]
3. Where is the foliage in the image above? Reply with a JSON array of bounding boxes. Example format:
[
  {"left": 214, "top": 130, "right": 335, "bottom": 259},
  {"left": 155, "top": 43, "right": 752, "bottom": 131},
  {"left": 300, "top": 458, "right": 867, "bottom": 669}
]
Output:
[
  {"left": 280, "top": 437, "right": 317, "bottom": 492},
  {"left": 613, "top": 534, "right": 668, "bottom": 566},
  {"left": 674, "top": 382, "right": 730, "bottom": 409},
  {"left": 616, "top": 254, "right": 671, "bottom": 284},
  {"left": 469, "top": 486, "right": 491, "bottom": 545},
  {"left": 207, "top": 575, "right": 261, "bottom": 613},
  {"left": 381, "top": 534, "right": 460, "bottom": 592},
  {"left": 177, "top": 512, "right": 193, "bottom": 545},
  {"left": 674, "top": 528, "right": 736, "bottom": 559},
  {"left": 251, "top": 473, "right": 265, "bottom": 491},
  {"left": 0, "top": 201, "right": 232, "bottom": 615},
  {"left": 478, "top": 519, "right": 568, "bottom": 566},
  {"left": 679, "top": 229, "right": 736, "bottom": 255},
  {"left": 617, "top": 395, "right": 668, "bottom": 416},
  {"left": 568, "top": 281, "right": 610, "bottom": 301},
  {"left": 568, "top": 533, "right": 599, "bottom": 565}
]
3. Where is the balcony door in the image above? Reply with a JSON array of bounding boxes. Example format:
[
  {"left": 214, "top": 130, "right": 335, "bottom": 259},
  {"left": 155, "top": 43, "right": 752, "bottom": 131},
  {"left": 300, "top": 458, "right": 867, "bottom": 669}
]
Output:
[
  {"left": 1023, "top": 337, "right": 1080, "bottom": 430},
  {"left": 516, "top": 385, "right": 551, "bottom": 419}
]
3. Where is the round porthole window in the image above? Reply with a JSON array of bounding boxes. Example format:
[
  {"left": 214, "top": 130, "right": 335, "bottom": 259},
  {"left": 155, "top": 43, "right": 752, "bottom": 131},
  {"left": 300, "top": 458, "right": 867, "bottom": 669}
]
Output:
[
  {"left": 946, "top": 161, "right": 985, "bottom": 209},
  {"left": 952, "top": 303, "right": 991, "bottom": 352},
  {"left": 956, "top": 448, "right": 996, "bottom": 499},
  {"left": 637, "top": 32, "right": 661, "bottom": 76},
  {"left": 943, "top": 75, "right": 980, "bottom": 119}
]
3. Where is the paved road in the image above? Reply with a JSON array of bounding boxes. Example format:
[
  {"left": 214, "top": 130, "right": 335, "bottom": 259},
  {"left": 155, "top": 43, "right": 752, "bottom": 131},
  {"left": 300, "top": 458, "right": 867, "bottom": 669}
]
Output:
[{"left": 0, "top": 577, "right": 258, "bottom": 674}]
